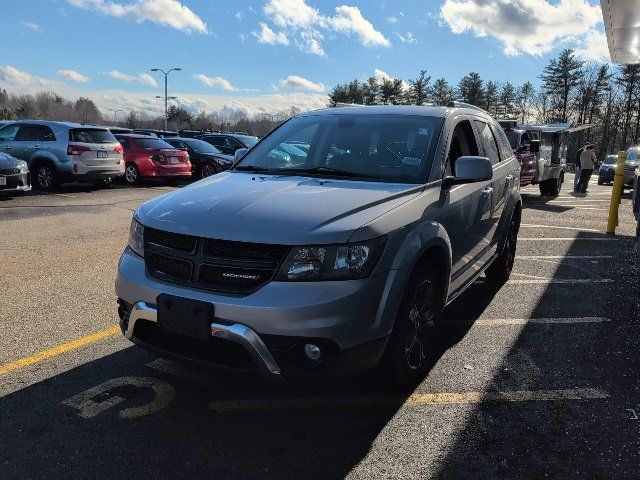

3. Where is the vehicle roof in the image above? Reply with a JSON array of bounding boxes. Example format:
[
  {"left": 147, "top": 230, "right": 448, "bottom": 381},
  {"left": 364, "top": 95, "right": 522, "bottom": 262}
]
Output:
[
  {"left": 114, "top": 133, "right": 165, "bottom": 139},
  {"left": 299, "top": 105, "right": 480, "bottom": 119},
  {"left": 201, "top": 132, "right": 258, "bottom": 138},
  {"left": 2, "top": 119, "right": 110, "bottom": 129}
]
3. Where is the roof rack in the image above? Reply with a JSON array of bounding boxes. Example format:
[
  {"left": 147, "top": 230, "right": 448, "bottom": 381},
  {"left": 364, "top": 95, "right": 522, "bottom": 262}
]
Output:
[{"left": 446, "top": 100, "right": 489, "bottom": 114}]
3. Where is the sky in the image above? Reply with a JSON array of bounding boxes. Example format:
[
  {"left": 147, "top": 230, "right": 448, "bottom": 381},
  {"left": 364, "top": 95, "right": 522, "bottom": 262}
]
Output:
[{"left": 0, "top": 0, "right": 610, "bottom": 120}]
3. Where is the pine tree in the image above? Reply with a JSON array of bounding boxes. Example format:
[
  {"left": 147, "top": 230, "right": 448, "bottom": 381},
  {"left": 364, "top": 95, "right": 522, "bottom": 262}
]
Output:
[
  {"left": 432, "top": 78, "right": 454, "bottom": 106},
  {"left": 484, "top": 81, "right": 499, "bottom": 115},
  {"left": 540, "top": 49, "right": 584, "bottom": 122},
  {"left": 457, "top": 72, "right": 484, "bottom": 106},
  {"left": 516, "top": 81, "right": 535, "bottom": 123},
  {"left": 408, "top": 70, "right": 431, "bottom": 105},
  {"left": 499, "top": 82, "right": 517, "bottom": 116}
]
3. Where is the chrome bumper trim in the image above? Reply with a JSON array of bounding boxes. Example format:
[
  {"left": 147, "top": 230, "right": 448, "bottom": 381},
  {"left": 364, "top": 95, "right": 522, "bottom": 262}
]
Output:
[{"left": 125, "top": 301, "right": 283, "bottom": 380}]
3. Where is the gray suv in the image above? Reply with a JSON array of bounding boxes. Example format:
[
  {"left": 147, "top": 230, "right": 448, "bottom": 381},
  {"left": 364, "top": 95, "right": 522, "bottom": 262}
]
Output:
[
  {"left": 116, "top": 105, "right": 521, "bottom": 385},
  {"left": 0, "top": 121, "right": 124, "bottom": 190}
]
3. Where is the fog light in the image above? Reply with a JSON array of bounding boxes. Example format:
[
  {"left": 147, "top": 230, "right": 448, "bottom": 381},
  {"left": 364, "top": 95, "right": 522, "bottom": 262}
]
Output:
[{"left": 304, "top": 344, "right": 321, "bottom": 361}]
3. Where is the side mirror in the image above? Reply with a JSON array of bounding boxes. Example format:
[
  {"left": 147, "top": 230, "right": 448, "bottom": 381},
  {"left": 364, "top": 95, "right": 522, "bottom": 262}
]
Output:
[
  {"left": 234, "top": 147, "right": 248, "bottom": 163},
  {"left": 529, "top": 139, "right": 540, "bottom": 153},
  {"left": 443, "top": 156, "right": 493, "bottom": 187}
]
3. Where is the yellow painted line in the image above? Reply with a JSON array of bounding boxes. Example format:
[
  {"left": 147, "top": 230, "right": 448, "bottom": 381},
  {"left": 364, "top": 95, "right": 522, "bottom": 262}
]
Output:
[
  {"left": 0, "top": 326, "right": 120, "bottom": 376},
  {"left": 209, "top": 388, "right": 608, "bottom": 412}
]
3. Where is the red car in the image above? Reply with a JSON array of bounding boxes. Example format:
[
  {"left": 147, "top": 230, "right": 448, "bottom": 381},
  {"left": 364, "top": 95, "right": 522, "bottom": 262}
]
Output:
[
  {"left": 502, "top": 127, "right": 538, "bottom": 186},
  {"left": 115, "top": 134, "right": 191, "bottom": 185}
]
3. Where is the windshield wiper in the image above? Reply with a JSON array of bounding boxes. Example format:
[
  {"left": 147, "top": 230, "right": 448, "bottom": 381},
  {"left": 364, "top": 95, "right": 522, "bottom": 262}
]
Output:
[
  {"left": 284, "top": 167, "right": 380, "bottom": 179},
  {"left": 233, "top": 165, "right": 279, "bottom": 173}
]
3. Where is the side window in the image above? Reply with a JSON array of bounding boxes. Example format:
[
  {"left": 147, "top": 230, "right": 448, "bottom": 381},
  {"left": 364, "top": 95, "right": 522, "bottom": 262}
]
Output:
[
  {"left": 0, "top": 124, "right": 20, "bottom": 142},
  {"left": 207, "top": 137, "right": 225, "bottom": 147},
  {"left": 474, "top": 120, "right": 500, "bottom": 165},
  {"left": 118, "top": 138, "right": 129, "bottom": 149},
  {"left": 446, "top": 119, "right": 480, "bottom": 176},
  {"left": 38, "top": 126, "right": 56, "bottom": 141},
  {"left": 489, "top": 122, "right": 515, "bottom": 162},
  {"left": 228, "top": 137, "right": 243, "bottom": 148}
]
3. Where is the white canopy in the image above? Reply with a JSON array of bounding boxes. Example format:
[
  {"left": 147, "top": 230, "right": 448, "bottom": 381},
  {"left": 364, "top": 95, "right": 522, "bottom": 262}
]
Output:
[{"left": 601, "top": 0, "right": 640, "bottom": 64}]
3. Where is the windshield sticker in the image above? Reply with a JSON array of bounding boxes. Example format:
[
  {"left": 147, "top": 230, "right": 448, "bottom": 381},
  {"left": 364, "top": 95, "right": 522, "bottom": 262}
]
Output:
[
  {"left": 402, "top": 156, "right": 422, "bottom": 166},
  {"left": 418, "top": 128, "right": 429, "bottom": 136}
]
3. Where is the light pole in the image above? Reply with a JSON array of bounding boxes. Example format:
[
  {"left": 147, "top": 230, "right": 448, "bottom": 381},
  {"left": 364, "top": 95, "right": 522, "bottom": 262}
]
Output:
[
  {"left": 150, "top": 67, "right": 181, "bottom": 131},
  {"left": 107, "top": 108, "right": 123, "bottom": 124}
]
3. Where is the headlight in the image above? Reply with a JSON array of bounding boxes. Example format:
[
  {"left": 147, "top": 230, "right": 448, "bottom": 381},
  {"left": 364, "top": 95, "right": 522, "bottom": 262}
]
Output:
[
  {"left": 18, "top": 162, "right": 28, "bottom": 173},
  {"left": 276, "top": 237, "right": 386, "bottom": 281},
  {"left": 128, "top": 218, "right": 145, "bottom": 257}
]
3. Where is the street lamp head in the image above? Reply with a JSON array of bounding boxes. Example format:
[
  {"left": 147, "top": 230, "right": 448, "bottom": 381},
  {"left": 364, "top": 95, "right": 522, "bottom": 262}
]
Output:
[
  {"left": 173, "top": 68, "right": 182, "bottom": 71},
  {"left": 156, "top": 96, "right": 163, "bottom": 99},
  {"left": 151, "top": 68, "right": 160, "bottom": 72}
]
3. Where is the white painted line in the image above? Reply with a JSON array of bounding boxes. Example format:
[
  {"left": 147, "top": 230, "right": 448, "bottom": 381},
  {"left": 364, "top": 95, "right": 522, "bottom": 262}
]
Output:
[
  {"left": 518, "top": 237, "right": 616, "bottom": 241},
  {"left": 146, "top": 358, "right": 210, "bottom": 384},
  {"left": 507, "top": 279, "right": 613, "bottom": 284},
  {"left": 53, "top": 193, "right": 76, "bottom": 198},
  {"left": 513, "top": 272, "right": 551, "bottom": 280},
  {"left": 516, "top": 255, "right": 612, "bottom": 259},
  {"left": 208, "top": 388, "right": 609, "bottom": 412},
  {"left": 473, "top": 317, "right": 610, "bottom": 325},
  {"left": 520, "top": 224, "right": 602, "bottom": 233}
]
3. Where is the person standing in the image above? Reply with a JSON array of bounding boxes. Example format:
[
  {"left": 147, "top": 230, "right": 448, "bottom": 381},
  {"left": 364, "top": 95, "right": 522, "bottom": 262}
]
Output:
[
  {"left": 573, "top": 144, "right": 585, "bottom": 192},
  {"left": 576, "top": 143, "right": 596, "bottom": 194}
]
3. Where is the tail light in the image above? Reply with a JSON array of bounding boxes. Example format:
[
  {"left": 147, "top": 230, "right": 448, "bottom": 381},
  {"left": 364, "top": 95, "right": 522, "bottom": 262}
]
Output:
[
  {"left": 184, "top": 154, "right": 190, "bottom": 163},
  {"left": 150, "top": 154, "right": 166, "bottom": 164},
  {"left": 114, "top": 145, "right": 123, "bottom": 154},
  {"left": 67, "top": 145, "right": 90, "bottom": 155}
]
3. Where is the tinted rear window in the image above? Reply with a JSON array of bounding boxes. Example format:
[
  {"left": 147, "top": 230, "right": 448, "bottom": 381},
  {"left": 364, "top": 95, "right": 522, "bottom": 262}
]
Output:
[
  {"left": 136, "top": 138, "right": 174, "bottom": 149},
  {"left": 70, "top": 129, "right": 117, "bottom": 144},
  {"left": 504, "top": 130, "right": 519, "bottom": 149},
  {"left": 235, "top": 135, "right": 259, "bottom": 147},
  {"left": 603, "top": 156, "right": 616, "bottom": 165}
]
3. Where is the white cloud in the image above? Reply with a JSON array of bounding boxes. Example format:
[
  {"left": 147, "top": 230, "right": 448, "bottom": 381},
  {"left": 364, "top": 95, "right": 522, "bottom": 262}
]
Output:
[
  {"left": 252, "top": 22, "right": 289, "bottom": 45},
  {"left": 0, "top": 65, "right": 53, "bottom": 87},
  {"left": 374, "top": 68, "right": 391, "bottom": 81},
  {"left": 396, "top": 31, "right": 417, "bottom": 44},
  {"left": 575, "top": 30, "right": 610, "bottom": 63},
  {"left": 67, "top": 0, "right": 208, "bottom": 34},
  {"left": 235, "top": 11, "right": 243, "bottom": 20},
  {"left": 440, "top": 0, "right": 602, "bottom": 56},
  {"left": 386, "top": 15, "right": 398, "bottom": 24},
  {"left": 57, "top": 69, "right": 90, "bottom": 83},
  {"left": 279, "top": 75, "right": 325, "bottom": 92},
  {"left": 107, "top": 70, "right": 159, "bottom": 87},
  {"left": 195, "top": 74, "right": 238, "bottom": 92},
  {"left": 21, "top": 21, "right": 41, "bottom": 32},
  {"left": 259, "top": 0, "right": 389, "bottom": 56},
  {"left": 331, "top": 6, "right": 390, "bottom": 47}
]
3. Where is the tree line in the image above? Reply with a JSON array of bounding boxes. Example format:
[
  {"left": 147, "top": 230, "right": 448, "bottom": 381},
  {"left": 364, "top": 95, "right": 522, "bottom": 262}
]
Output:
[
  {"left": 0, "top": 89, "right": 299, "bottom": 137},
  {"left": 328, "top": 49, "right": 640, "bottom": 157}
]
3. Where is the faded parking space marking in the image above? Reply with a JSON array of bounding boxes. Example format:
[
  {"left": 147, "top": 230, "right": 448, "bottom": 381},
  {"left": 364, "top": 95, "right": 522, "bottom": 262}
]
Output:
[
  {"left": 520, "top": 224, "right": 602, "bottom": 233},
  {"left": 507, "top": 278, "right": 613, "bottom": 284},
  {"left": 516, "top": 255, "right": 612, "bottom": 259},
  {"left": 208, "top": 388, "right": 609, "bottom": 413},
  {"left": 518, "top": 237, "right": 617, "bottom": 241},
  {"left": 471, "top": 317, "right": 610, "bottom": 326},
  {"left": 62, "top": 376, "right": 175, "bottom": 419},
  {"left": 0, "top": 326, "right": 120, "bottom": 376}
]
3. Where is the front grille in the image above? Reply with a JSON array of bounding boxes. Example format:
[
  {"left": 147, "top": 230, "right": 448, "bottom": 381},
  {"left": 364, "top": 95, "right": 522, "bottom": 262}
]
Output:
[
  {"left": 0, "top": 168, "right": 20, "bottom": 175},
  {"left": 144, "top": 228, "right": 288, "bottom": 295}
]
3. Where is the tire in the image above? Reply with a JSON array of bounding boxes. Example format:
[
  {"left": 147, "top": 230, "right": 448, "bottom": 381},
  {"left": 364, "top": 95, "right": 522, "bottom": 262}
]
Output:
[
  {"left": 539, "top": 173, "right": 563, "bottom": 196},
  {"left": 485, "top": 210, "right": 520, "bottom": 285},
  {"left": 124, "top": 163, "right": 140, "bottom": 185},
  {"left": 200, "top": 162, "right": 218, "bottom": 179},
  {"left": 32, "top": 162, "right": 58, "bottom": 191},
  {"left": 381, "top": 261, "right": 445, "bottom": 387}
]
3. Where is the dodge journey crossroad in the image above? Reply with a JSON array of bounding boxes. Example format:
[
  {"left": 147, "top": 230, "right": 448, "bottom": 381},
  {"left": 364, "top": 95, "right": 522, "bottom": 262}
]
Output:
[{"left": 115, "top": 104, "right": 521, "bottom": 386}]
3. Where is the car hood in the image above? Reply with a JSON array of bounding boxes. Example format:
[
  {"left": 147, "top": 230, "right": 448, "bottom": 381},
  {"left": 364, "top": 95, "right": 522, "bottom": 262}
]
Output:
[
  {"left": 0, "top": 152, "right": 23, "bottom": 168},
  {"left": 137, "top": 172, "right": 423, "bottom": 244}
]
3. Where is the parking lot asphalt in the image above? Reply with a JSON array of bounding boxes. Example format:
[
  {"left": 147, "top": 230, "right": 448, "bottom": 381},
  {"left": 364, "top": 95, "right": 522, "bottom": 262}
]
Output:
[{"left": 1, "top": 175, "right": 638, "bottom": 479}]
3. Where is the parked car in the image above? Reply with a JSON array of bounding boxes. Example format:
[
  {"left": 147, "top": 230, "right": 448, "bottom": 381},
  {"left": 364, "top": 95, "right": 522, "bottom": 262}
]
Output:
[
  {"left": 0, "top": 121, "right": 124, "bottom": 190},
  {"left": 623, "top": 147, "right": 640, "bottom": 188},
  {"left": 598, "top": 154, "right": 618, "bottom": 185},
  {"left": 116, "top": 104, "right": 521, "bottom": 385},
  {"left": 132, "top": 129, "right": 178, "bottom": 138},
  {"left": 115, "top": 134, "right": 191, "bottom": 185},
  {"left": 200, "top": 133, "right": 259, "bottom": 155},
  {"left": 0, "top": 152, "right": 31, "bottom": 194},
  {"left": 109, "top": 127, "right": 134, "bottom": 135},
  {"left": 163, "top": 137, "right": 234, "bottom": 178}
]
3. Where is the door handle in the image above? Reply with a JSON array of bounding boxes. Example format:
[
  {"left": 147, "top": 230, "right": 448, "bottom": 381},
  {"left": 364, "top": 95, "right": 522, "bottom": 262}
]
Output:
[
  {"left": 482, "top": 187, "right": 494, "bottom": 195},
  {"left": 505, "top": 174, "right": 514, "bottom": 181},
  {"left": 4, "top": 146, "right": 10, "bottom": 150},
  {"left": 32, "top": 145, "right": 41, "bottom": 149}
]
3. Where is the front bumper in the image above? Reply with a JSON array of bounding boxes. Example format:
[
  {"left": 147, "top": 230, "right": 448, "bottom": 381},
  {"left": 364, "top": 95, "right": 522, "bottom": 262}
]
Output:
[
  {"left": 0, "top": 172, "right": 31, "bottom": 192},
  {"left": 116, "top": 249, "right": 404, "bottom": 380}
]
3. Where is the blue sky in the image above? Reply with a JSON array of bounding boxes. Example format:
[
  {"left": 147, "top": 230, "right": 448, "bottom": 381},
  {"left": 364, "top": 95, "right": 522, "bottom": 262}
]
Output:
[{"left": 0, "top": 0, "right": 608, "bottom": 118}]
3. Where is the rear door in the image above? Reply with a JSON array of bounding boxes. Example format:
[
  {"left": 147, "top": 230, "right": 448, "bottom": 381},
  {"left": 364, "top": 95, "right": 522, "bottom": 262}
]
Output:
[
  {"left": 0, "top": 124, "right": 21, "bottom": 157},
  {"left": 69, "top": 128, "right": 121, "bottom": 168}
]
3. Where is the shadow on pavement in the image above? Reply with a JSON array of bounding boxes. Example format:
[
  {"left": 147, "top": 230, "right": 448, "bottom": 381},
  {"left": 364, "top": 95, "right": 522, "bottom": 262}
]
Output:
[{"left": 429, "top": 231, "right": 640, "bottom": 479}]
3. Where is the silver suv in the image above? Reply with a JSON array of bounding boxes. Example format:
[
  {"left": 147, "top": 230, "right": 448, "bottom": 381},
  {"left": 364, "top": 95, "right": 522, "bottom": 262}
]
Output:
[
  {"left": 116, "top": 105, "right": 521, "bottom": 385},
  {"left": 0, "top": 121, "right": 124, "bottom": 190}
]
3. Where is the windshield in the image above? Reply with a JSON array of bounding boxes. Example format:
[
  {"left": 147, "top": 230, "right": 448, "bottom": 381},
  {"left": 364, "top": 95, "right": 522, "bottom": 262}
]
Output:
[
  {"left": 183, "top": 139, "right": 223, "bottom": 154},
  {"left": 234, "top": 114, "right": 443, "bottom": 183},
  {"left": 136, "top": 138, "right": 175, "bottom": 149},
  {"left": 236, "top": 135, "right": 259, "bottom": 147},
  {"left": 603, "top": 156, "right": 616, "bottom": 165},
  {"left": 505, "top": 130, "right": 519, "bottom": 150},
  {"left": 69, "top": 128, "right": 117, "bottom": 144},
  {"left": 626, "top": 148, "right": 639, "bottom": 161}
]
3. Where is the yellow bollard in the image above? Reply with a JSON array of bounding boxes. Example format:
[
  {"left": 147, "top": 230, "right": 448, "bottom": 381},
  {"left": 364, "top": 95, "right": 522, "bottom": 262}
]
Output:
[{"left": 606, "top": 150, "right": 626, "bottom": 234}]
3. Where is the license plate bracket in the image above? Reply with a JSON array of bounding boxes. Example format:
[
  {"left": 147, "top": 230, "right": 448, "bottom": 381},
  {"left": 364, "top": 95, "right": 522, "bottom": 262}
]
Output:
[
  {"left": 97, "top": 150, "right": 108, "bottom": 158},
  {"left": 170, "top": 157, "right": 179, "bottom": 164},
  {"left": 0, "top": 177, "right": 6, "bottom": 186},
  {"left": 156, "top": 294, "right": 213, "bottom": 340}
]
